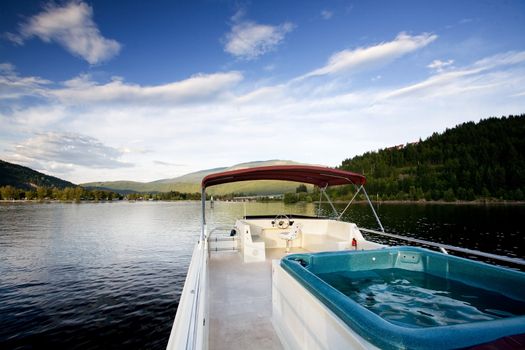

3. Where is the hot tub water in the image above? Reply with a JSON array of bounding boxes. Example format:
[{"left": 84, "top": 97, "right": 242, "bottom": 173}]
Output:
[{"left": 318, "top": 268, "right": 525, "bottom": 328}]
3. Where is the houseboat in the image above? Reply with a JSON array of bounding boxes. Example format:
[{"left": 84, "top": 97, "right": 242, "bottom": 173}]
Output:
[{"left": 167, "top": 165, "right": 525, "bottom": 350}]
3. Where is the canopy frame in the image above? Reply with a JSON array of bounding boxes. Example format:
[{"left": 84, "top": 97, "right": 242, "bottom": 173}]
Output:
[
  {"left": 201, "top": 165, "right": 366, "bottom": 189},
  {"left": 200, "top": 165, "right": 384, "bottom": 240}
]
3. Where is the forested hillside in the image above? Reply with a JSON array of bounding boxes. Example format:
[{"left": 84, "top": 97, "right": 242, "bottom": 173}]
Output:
[
  {"left": 0, "top": 160, "right": 120, "bottom": 201},
  {"left": 0, "top": 160, "right": 75, "bottom": 190},
  {"left": 338, "top": 115, "right": 525, "bottom": 201}
]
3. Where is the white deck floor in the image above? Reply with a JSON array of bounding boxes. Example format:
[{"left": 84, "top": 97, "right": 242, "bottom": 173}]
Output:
[{"left": 208, "top": 248, "right": 305, "bottom": 350}]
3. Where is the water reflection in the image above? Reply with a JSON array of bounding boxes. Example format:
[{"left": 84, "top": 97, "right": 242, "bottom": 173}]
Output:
[{"left": 334, "top": 202, "right": 524, "bottom": 259}]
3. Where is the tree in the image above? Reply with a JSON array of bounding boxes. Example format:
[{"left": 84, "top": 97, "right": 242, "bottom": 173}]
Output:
[
  {"left": 0, "top": 186, "right": 18, "bottom": 200},
  {"left": 37, "top": 187, "right": 48, "bottom": 200},
  {"left": 296, "top": 184, "right": 308, "bottom": 193},
  {"left": 283, "top": 193, "right": 298, "bottom": 204},
  {"left": 443, "top": 188, "right": 456, "bottom": 202}
]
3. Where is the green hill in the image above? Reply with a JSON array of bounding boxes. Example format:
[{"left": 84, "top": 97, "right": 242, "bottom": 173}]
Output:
[
  {"left": 0, "top": 160, "right": 76, "bottom": 190},
  {"left": 338, "top": 114, "right": 525, "bottom": 201},
  {"left": 82, "top": 160, "right": 305, "bottom": 195}
]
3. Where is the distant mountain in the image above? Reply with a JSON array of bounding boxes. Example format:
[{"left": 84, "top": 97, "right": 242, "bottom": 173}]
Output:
[
  {"left": 82, "top": 160, "right": 305, "bottom": 195},
  {"left": 0, "top": 160, "right": 76, "bottom": 190}
]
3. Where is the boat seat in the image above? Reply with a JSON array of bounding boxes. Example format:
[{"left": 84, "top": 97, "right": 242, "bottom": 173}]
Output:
[{"left": 280, "top": 223, "right": 302, "bottom": 253}]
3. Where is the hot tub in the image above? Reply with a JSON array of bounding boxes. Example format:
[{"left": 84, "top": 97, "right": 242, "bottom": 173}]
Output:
[{"left": 281, "top": 247, "right": 525, "bottom": 349}]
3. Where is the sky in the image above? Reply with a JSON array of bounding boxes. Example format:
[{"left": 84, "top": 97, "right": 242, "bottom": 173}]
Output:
[{"left": 1, "top": 0, "right": 525, "bottom": 184}]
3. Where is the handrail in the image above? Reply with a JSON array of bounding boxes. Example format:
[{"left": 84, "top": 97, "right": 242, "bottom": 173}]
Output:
[
  {"left": 206, "top": 225, "right": 234, "bottom": 241},
  {"left": 207, "top": 225, "right": 236, "bottom": 258},
  {"left": 359, "top": 227, "right": 525, "bottom": 266}
]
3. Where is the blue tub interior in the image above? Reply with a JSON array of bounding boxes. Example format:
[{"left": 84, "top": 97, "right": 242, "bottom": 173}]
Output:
[{"left": 281, "top": 247, "right": 525, "bottom": 349}]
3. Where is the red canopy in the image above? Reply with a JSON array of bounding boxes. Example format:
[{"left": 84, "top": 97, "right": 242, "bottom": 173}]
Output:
[{"left": 201, "top": 165, "right": 366, "bottom": 189}]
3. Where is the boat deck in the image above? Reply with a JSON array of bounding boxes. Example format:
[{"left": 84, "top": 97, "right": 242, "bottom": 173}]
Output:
[{"left": 208, "top": 248, "right": 305, "bottom": 350}]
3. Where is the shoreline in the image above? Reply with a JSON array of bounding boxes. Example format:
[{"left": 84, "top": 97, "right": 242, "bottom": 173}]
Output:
[
  {"left": 327, "top": 199, "right": 525, "bottom": 206},
  {"left": 0, "top": 199, "right": 202, "bottom": 204},
  {"left": 2, "top": 199, "right": 525, "bottom": 206}
]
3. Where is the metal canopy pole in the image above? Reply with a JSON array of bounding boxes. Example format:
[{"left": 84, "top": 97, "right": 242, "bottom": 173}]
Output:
[
  {"left": 317, "top": 186, "right": 322, "bottom": 217},
  {"left": 337, "top": 184, "right": 363, "bottom": 220},
  {"left": 362, "top": 186, "right": 384, "bottom": 232},
  {"left": 321, "top": 187, "right": 339, "bottom": 217},
  {"left": 201, "top": 187, "right": 206, "bottom": 240}
]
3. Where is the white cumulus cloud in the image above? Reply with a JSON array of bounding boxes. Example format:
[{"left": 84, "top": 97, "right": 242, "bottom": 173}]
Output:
[
  {"left": 7, "top": 132, "right": 132, "bottom": 172},
  {"left": 7, "top": 1, "right": 121, "bottom": 64},
  {"left": 224, "top": 10, "right": 294, "bottom": 60},
  {"left": 51, "top": 71, "right": 243, "bottom": 104},
  {"left": 301, "top": 32, "right": 437, "bottom": 79}
]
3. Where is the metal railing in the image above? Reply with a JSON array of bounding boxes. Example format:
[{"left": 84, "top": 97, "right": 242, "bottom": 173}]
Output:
[
  {"left": 207, "top": 225, "right": 238, "bottom": 256},
  {"left": 360, "top": 227, "right": 525, "bottom": 266},
  {"left": 206, "top": 225, "right": 234, "bottom": 241}
]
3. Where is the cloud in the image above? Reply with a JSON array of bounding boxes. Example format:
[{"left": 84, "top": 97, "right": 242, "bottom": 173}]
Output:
[
  {"left": 2, "top": 105, "right": 67, "bottom": 130},
  {"left": 383, "top": 69, "right": 482, "bottom": 99},
  {"left": 387, "top": 51, "right": 525, "bottom": 99},
  {"left": 153, "top": 160, "right": 185, "bottom": 166},
  {"left": 0, "top": 62, "right": 51, "bottom": 99},
  {"left": 6, "top": 132, "right": 132, "bottom": 171},
  {"left": 473, "top": 51, "right": 525, "bottom": 70},
  {"left": 7, "top": 1, "right": 121, "bottom": 64},
  {"left": 321, "top": 10, "right": 333, "bottom": 20},
  {"left": 1, "top": 48, "right": 524, "bottom": 183},
  {"left": 459, "top": 18, "right": 473, "bottom": 24},
  {"left": 224, "top": 10, "right": 294, "bottom": 60},
  {"left": 0, "top": 63, "right": 16, "bottom": 73},
  {"left": 50, "top": 71, "right": 243, "bottom": 104},
  {"left": 301, "top": 32, "right": 437, "bottom": 79},
  {"left": 0, "top": 64, "right": 243, "bottom": 106},
  {"left": 427, "top": 59, "right": 454, "bottom": 72}
]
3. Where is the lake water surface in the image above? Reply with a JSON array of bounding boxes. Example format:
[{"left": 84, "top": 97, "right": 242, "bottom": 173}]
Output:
[{"left": 0, "top": 201, "right": 523, "bottom": 349}]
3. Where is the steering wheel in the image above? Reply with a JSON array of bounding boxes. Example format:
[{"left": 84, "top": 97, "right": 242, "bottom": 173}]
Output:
[{"left": 272, "top": 214, "right": 291, "bottom": 229}]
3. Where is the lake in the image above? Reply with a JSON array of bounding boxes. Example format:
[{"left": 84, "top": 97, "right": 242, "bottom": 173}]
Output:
[{"left": 0, "top": 201, "right": 523, "bottom": 349}]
